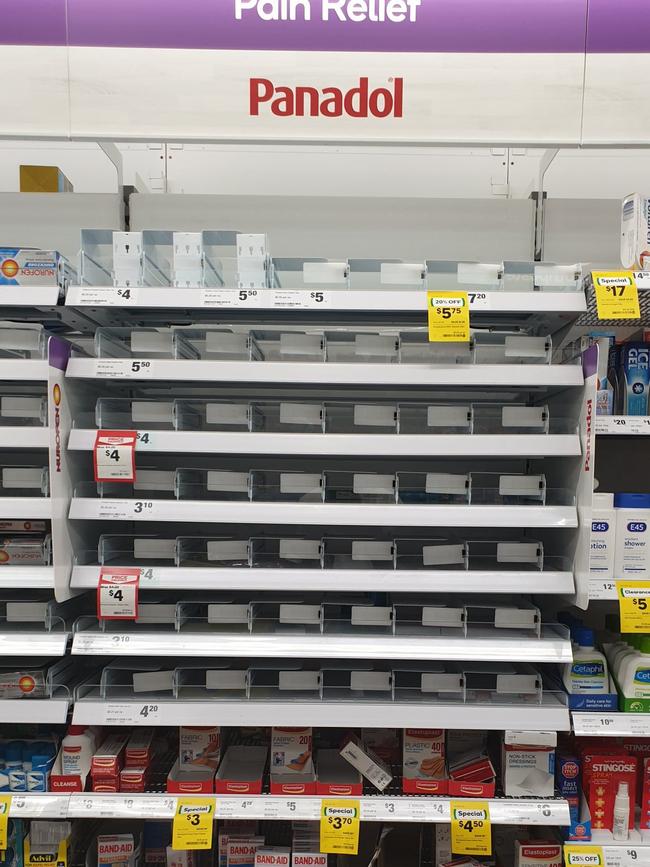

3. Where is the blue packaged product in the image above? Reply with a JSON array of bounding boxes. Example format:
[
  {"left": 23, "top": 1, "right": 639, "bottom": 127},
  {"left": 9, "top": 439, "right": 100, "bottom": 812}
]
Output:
[
  {"left": 620, "top": 343, "right": 650, "bottom": 415},
  {"left": 5, "top": 743, "right": 24, "bottom": 769},
  {"left": 557, "top": 754, "right": 581, "bottom": 823},
  {"left": 8, "top": 771, "right": 26, "bottom": 792}
]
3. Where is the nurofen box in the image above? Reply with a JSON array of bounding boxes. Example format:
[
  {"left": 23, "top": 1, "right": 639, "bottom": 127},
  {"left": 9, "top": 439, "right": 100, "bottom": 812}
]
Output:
[
  {"left": 255, "top": 850, "right": 290, "bottom": 867},
  {"left": 271, "top": 728, "right": 312, "bottom": 775},
  {"left": 179, "top": 726, "right": 220, "bottom": 769},
  {"left": 0, "top": 248, "right": 76, "bottom": 292},
  {"left": 621, "top": 194, "right": 650, "bottom": 269},
  {"left": 583, "top": 751, "right": 637, "bottom": 831},
  {"left": 402, "top": 728, "right": 446, "bottom": 794},
  {"left": 0, "top": 668, "right": 46, "bottom": 699},
  {"left": 515, "top": 841, "right": 562, "bottom": 867}
]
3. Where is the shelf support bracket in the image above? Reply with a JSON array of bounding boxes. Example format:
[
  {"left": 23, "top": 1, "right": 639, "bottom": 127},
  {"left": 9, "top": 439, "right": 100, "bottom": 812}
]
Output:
[{"left": 532, "top": 148, "right": 559, "bottom": 262}]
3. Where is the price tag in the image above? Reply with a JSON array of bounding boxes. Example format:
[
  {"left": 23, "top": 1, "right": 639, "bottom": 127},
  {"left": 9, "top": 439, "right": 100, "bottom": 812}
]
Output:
[
  {"left": 564, "top": 845, "right": 604, "bottom": 867},
  {"left": 272, "top": 290, "right": 331, "bottom": 309},
  {"left": 78, "top": 286, "right": 140, "bottom": 306},
  {"left": 588, "top": 579, "right": 616, "bottom": 600},
  {"left": 467, "top": 291, "right": 491, "bottom": 309},
  {"left": 0, "top": 795, "right": 11, "bottom": 849},
  {"left": 320, "top": 799, "right": 360, "bottom": 856},
  {"left": 592, "top": 271, "right": 641, "bottom": 320},
  {"left": 97, "top": 567, "right": 140, "bottom": 620},
  {"left": 427, "top": 291, "right": 470, "bottom": 342},
  {"left": 617, "top": 581, "right": 650, "bottom": 632},
  {"left": 94, "top": 431, "right": 137, "bottom": 483},
  {"left": 450, "top": 800, "right": 491, "bottom": 856},
  {"left": 172, "top": 797, "right": 214, "bottom": 850}
]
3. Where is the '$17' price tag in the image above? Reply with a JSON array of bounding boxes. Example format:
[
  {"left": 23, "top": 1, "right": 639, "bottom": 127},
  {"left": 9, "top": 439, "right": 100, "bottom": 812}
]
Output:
[
  {"left": 97, "top": 568, "right": 140, "bottom": 620},
  {"left": 450, "top": 801, "right": 491, "bottom": 856},
  {"left": 172, "top": 798, "right": 214, "bottom": 850},
  {"left": 94, "top": 430, "right": 137, "bottom": 483}
]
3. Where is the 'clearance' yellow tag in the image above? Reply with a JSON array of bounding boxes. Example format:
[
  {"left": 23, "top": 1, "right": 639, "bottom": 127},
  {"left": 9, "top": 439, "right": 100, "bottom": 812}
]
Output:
[
  {"left": 427, "top": 291, "right": 470, "bottom": 342},
  {"left": 172, "top": 797, "right": 214, "bottom": 850},
  {"left": 0, "top": 795, "right": 10, "bottom": 850},
  {"left": 320, "top": 799, "right": 360, "bottom": 856},
  {"left": 592, "top": 271, "right": 640, "bottom": 320},
  {"left": 617, "top": 580, "right": 650, "bottom": 632},
  {"left": 564, "top": 845, "right": 604, "bottom": 867},
  {"left": 450, "top": 800, "right": 491, "bottom": 856}
]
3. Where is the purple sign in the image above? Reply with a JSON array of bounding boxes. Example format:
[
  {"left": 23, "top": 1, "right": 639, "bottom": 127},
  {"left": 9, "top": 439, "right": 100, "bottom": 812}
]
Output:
[{"left": 1, "top": 0, "right": 648, "bottom": 53}]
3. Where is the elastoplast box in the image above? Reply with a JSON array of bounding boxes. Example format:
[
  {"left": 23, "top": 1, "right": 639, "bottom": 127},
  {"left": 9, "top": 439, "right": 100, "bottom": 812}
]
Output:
[{"left": 402, "top": 729, "right": 447, "bottom": 794}]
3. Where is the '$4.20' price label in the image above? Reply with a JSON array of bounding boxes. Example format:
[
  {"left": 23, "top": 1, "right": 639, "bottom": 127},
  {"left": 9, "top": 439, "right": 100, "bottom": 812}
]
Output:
[{"left": 617, "top": 581, "right": 650, "bottom": 632}]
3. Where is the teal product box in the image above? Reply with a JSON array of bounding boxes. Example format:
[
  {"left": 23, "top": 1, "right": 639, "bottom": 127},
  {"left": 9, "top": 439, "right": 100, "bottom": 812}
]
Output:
[{"left": 620, "top": 342, "right": 650, "bottom": 415}]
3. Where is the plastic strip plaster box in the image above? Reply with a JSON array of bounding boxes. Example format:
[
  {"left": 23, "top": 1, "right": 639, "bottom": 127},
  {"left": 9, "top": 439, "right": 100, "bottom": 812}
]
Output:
[{"left": 402, "top": 729, "right": 447, "bottom": 794}]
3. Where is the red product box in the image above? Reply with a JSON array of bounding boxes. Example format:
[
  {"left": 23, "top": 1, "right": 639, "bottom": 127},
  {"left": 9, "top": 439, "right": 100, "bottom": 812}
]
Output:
[
  {"left": 93, "top": 775, "right": 120, "bottom": 793},
  {"left": 215, "top": 746, "right": 267, "bottom": 796},
  {"left": 270, "top": 774, "right": 317, "bottom": 796},
  {"left": 447, "top": 753, "right": 496, "bottom": 798},
  {"left": 641, "top": 757, "right": 650, "bottom": 829},
  {"left": 125, "top": 729, "right": 154, "bottom": 768},
  {"left": 91, "top": 733, "right": 129, "bottom": 778},
  {"left": 403, "top": 729, "right": 447, "bottom": 795},
  {"left": 120, "top": 766, "right": 150, "bottom": 793},
  {"left": 583, "top": 751, "right": 637, "bottom": 831},
  {"left": 316, "top": 750, "right": 363, "bottom": 797},
  {"left": 166, "top": 759, "right": 215, "bottom": 794}
]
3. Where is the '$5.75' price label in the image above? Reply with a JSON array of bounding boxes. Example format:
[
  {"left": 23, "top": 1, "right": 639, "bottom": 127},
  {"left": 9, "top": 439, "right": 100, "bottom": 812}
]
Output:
[
  {"left": 320, "top": 799, "right": 360, "bottom": 856},
  {"left": 172, "top": 798, "right": 214, "bottom": 850},
  {"left": 450, "top": 801, "right": 491, "bottom": 856},
  {"left": 617, "top": 581, "right": 650, "bottom": 632},
  {"left": 427, "top": 291, "right": 470, "bottom": 343}
]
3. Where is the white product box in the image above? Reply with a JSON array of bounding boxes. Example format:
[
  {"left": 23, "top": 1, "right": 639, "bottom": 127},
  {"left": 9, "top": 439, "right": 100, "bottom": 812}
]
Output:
[
  {"left": 255, "top": 850, "right": 290, "bottom": 867},
  {"left": 271, "top": 728, "right": 313, "bottom": 774},
  {"left": 291, "top": 856, "right": 327, "bottom": 867},
  {"left": 218, "top": 824, "right": 259, "bottom": 867},
  {"left": 180, "top": 726, "right": 221, "bottom": 769},
  {"left": 515, "top": 841, "right": 562, "bottom": 867},
  {"left": 403, "top": 729, "right": 446, "bottom": 793},
  {"left": 227, "top": 838, "right": 265, "bottom": 867},
  {"left": 167, "top": 848, "right": 196, "bottom": 867},
  {"left": 621, "top": 193, "right": 650, "bottom": 269},
  {"left": 435, "top": 825, "right": 451, "bottom": 864},
  {"left": 590, "top": 492, "right": 616, "bottom": 579},
  {"left": 502, "top": 733, "right": 555, "bottom": 797},
  {"left": 98, "top": 835, "right": 135, "bottom": 867},
  {"left": 339, "top": 734, "right": 392, "bottom": 792}
]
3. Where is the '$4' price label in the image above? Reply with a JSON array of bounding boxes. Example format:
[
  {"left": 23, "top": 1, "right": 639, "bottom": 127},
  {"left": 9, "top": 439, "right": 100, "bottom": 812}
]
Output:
[
  {"left": 97, "top": 568, "right": 140, "bottom": 620},
  {"left": 93, "top": 430, "right": 137, "bottom": 483}
]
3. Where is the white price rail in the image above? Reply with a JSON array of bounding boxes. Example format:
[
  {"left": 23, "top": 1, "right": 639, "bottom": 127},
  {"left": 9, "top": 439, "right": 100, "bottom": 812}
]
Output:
[
  {"left": 596, "top": 417, "right": 650, "bottom": 435},
  {"left": 0, "top": 699, "right": 69, "bottom": 724},
  {"left": 490, "top": 798, "right": 570, "bottom": 825},
  {"left": 0, "top": 498, "right": 52, "bottom": 520},
  {"left": 603, "top": 846, "right": 650, "bottom": 867},
  {"left": 361, "top": 798, "right": 448, "bottom": 823},
  {"left": 10, "top": 794, "right": 70, "bottom": 818},
  {"left": 69, "top": 793, "right": 177, "bottom": 819},
  {"left": 217, "top": 797, "right": 319, "bottom": 821},
  {"left": 588, "top": 579, "right": 617, "bottom": 601},
  {"left": 0, "top": 632, "right": 68, "bottom": 656},
  {"left": 71, "top": 286, "right": 141, "bottom": 305},
  {"left": 572, "top": 713, "right": 650, "bottom": 737}
]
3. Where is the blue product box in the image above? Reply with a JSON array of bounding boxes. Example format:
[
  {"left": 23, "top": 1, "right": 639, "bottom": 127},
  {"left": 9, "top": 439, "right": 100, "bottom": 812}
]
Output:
[
  {"left": 557, "top": 754, "right": 581, "bottom": 823},
  {"left": 620, "top": 342, "right": 650, "bottom": 415}
]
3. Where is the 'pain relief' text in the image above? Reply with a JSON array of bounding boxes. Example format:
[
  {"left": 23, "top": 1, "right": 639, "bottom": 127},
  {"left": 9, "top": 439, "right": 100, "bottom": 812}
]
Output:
[{"left": 235, "top": 0, "right": 422, "bottom": 22}]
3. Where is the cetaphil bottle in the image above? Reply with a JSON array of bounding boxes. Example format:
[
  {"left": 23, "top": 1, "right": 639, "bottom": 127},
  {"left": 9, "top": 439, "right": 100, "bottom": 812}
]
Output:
[{"left": 562, "top": 628, "right": 610, "bottom": 694}]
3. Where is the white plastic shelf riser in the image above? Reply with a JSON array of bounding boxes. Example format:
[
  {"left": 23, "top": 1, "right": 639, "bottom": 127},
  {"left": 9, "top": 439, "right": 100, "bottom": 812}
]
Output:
[
  {"left": 0, "top": 632, "right": 68, "bottom": 656},
  {"left": 0, "top": 428, "right": 49, "bottom": 449},
  {"left": 0, "top": 700, "right": 69, "bottom": 723},
  {"left": 0, "top": 499, "right": 52, "bottom": 519},
  {"left": 70, "top": 565, "right": 575, "bottom": 594},
  {"left": 595, "top": 417, "right": 650, "bottom": 435},
  {"left": 65, "top": 793, "right": 570, "bottom": 824},
  {"left": 68, "top": 429, "right": 581, "bottom": 458},
  {"left": 572, "top": 713, "right": 650, "bottom": 737},
  {"left": 71, "top": 629, "right": 572, "bottom": 662},
  {"left": 0, "top": 566, "right": 54, "bottom": 590},
  {"left": 68, "top": 499, "right": 578, "bottom": 528},
  {"left": 71, "top": 699, "right": 570, "bottom": 730},
  {"left": 65, "top": 286, "right": 587, "bottom": 315},
  {"left": 66, "top": 358, "right": 584, "bottom": 388},
  {"left": 0, "top": 361, "right": 49, "bottom": 381}
]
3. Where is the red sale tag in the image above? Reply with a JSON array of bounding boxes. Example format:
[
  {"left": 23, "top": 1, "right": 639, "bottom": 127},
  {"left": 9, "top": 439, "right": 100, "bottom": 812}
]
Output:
[
  {"left": 94, "top": 431, "right": 137, "bottom": 483},
  {"left": 97, "top": 568, "right": 140, "bottom": 620}
]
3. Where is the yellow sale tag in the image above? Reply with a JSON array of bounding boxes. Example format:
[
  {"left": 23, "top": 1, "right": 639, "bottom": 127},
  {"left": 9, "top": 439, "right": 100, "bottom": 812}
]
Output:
[
  {"left": 320, "top": 799, "right": 360, "bottom": 856},
  {"left": 450, "top": 800, "right": 491, "bottom": 856},
  {"left": 427, "top": 291, "right": 470, "bottom": 342},
  {"left": 564, "top": 845, "right": 604, "bottom": 867},
  {"left": 617, "top": 581, "right": 650, "bottom": 632},
  {"left": 592, "top": 271, "right": 640, "bottom": 320},
  {"left": 172, "top": 797, "right": 214, "bottom": 850},
  {"left": 0, "top": 795, "right": 10, "bottom": 850}
]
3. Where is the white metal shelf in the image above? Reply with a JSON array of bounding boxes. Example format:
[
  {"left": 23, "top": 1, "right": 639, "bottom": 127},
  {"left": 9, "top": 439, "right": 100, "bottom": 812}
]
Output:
[
  {"left": 596, "top": 416, "right": 650, "bottom": 435},
  {"left": 65, "top": 286, "right": 587, "bottom": 316},
  {"left": 0, "top": 631, "right": 68, "bottom": 656},
  {"left": 0, "top": 360, "right": 49, "bottom": 381},
  {"left": 71, "top": 698, "right": 570, "bottom": 730},
  {"left": 0, "top": 428, "right": 49, "bottom": 449},
  {"left": 0, "top": 699, "right": 69, "bottom": 723},
  {"left": 572, "top": 712, "right": 650, "bottom": 737},
  {"left": 0, "top": 566, "right": 55, "bottom": 590},
  {"left": 0, "top": 498, "right": 52, "bottom": 519},
  {"left": 68, "top": 429, "right": 581, "bottom": 458},
  {"left": 68, "top": 499, "right": 578, "bottom": 528},
  {"left": 8, "top": 794, "right": 69, "bottom": 819},
  {"left": 66, "top": 792, "right": 570, "bottom": 825},
  {"left": 0, "top": 288, "right": 61, "bottom": 306},
  {"left": 70, "top": 564, "right": 574, "bottom": 594},
  {"left": 71, "top": 626, "right": 572, "bottom": 662},
  {"left": 66, "top": 358, "right": 584, "bottom": 388}
]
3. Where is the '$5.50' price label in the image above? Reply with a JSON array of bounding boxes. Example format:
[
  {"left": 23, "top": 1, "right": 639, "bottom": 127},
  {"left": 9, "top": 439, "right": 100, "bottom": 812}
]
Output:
[
  {"left": 450, "top": 801, "right": 491, "bottom": 856},
  {"left": 320, "top": 799, "right": 360, "bottom": 856},
  {"left": 93, "top": 430, "right": 137, "bottom": 483},
  {"left": 617, "top": 581, "right": 650, "bottom": 632},
  {"left": 427, "top": 291, "right": 470, "bottom": 343},
  {"left": 97, "top": 567, "right": 141, "bottom": 620},
  {"left": 172, "top": 798, "right": 214, "bottom": 850}
]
